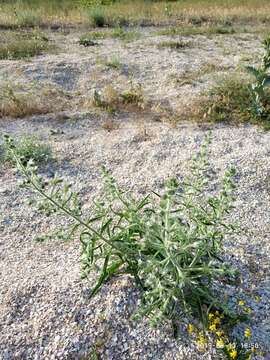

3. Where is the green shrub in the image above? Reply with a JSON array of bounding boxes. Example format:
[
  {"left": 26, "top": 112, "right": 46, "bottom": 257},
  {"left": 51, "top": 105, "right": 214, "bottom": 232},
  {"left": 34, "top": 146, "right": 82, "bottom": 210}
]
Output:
[
  {"left": 5, "top": 134, "right": 239, "bottom": 325},
  {"left": 1, "top": 135, "right": 52, "bottom": 166}
]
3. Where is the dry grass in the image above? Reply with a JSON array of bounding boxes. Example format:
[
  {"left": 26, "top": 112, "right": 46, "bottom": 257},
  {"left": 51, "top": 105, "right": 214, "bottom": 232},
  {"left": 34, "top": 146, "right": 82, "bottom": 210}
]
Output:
[
  {"left": 174, "top": 63, "right": 230, "bottom": 86},
  {"left": 0, "top": 83, "right": 68, "bottom": 119},
  {"left": 1, "top": 0, "right": 270, "bottom": 29},
  {"left": 87, "top": 83, "right": 145, "bottom": 114}
]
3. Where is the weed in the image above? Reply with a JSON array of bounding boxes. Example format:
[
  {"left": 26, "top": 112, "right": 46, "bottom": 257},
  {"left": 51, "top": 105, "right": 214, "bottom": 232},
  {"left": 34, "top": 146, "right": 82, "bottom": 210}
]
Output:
[
  {"left": 5, "top": 133, "right": 239, "bottom": 326},
  {"left": 246, "top": 37, "right": 270, "bottom": 119},
  {"left": 1, "top": 135, "right": 52, "bottom": 166}
]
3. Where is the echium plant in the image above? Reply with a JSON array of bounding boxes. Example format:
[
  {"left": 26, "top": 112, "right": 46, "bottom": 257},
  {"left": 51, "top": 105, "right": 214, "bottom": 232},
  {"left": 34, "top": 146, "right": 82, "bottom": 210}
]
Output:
[
  {"left": 4, "top": 133, "right": 239, "bottom": 325},
  {"left": 246, "top": 37, "right": 270, "bottom": 118}
]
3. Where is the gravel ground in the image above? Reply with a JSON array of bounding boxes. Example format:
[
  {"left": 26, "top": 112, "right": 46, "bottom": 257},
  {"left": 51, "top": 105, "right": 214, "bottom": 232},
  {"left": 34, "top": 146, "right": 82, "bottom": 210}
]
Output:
[{"left": 0, "top": 28, "right": 270, "bottom": 359}]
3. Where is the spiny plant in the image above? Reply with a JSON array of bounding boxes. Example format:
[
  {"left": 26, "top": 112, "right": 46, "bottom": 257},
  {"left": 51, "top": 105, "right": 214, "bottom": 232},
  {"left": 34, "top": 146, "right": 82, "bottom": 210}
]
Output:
[
  {"left": 246, "top": 37, "right": 270, "bottom": 119},
  {"left": 5, "top": 133, "right": 239, "bottom": 326}
]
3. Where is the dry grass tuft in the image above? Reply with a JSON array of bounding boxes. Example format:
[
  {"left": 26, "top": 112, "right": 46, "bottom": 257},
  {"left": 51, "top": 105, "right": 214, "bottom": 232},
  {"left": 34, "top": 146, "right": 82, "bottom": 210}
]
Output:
[{"left": 0, "top": 83, "right": 69, "bottom": 119}]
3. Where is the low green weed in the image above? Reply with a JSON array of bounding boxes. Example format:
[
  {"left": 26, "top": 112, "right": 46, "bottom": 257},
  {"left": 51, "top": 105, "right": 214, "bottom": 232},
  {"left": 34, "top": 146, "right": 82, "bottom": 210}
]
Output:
[
  {"left": 5, "top": 134, "right": 239, "bottom": 326},
  {"left": 1, "top": 135, "right": 52, "bottom": 166}
]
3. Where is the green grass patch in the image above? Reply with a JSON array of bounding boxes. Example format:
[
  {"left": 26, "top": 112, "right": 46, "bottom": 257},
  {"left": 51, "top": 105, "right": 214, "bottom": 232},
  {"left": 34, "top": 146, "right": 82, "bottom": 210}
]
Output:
[
  {"left": 79, "top": 27, "right": 140, "bottom": 44},
  {"left": 0, "top": 31, "right": 53, "bottom": 60},
  {"left": 156, "top": 25, "right": 236, "bottom": 37}
]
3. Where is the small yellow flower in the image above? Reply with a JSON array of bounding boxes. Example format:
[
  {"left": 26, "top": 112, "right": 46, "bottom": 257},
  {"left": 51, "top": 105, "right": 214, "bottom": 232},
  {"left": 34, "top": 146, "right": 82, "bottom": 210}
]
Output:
[
  {"left": 213, "top": 317, "right": 221, "bottom": 325},
  {"left": 238, "top": 300, "right": 246, "bottom": 306},
  {"left": 229, "top": 349, "right": 238, "bottom": 359},
  {"left": 209, "top": 323, "right": 217, "bottom": 332},
  {"left": 244, "top": 307, "right": 252, "bottom": 313},
  {"left": 215, "top": 330, "right": 224, "bottom": 337},
  {"left": 227, "top": 343, "right": 236, "bottom": 350},
  {"left": 215, "top": 310, "right": 220, "bottom": 316},
  {"left": 197, "top": 333, "right": 207, "bottom": 351},
  {"left": 216, "top": 338, "right": 225, "bottom": 348},
  {"left": 245, "top": 327, "right": 251, "bottom": 338},
  {"left": 187, "top": 323, "right": 194, "bottom": 334},
  {"left": 255, "top": 295, "right": 261, "bottom": 303},
  {"left": 208, "top": 312, "right": 214, "bottom": 320}
]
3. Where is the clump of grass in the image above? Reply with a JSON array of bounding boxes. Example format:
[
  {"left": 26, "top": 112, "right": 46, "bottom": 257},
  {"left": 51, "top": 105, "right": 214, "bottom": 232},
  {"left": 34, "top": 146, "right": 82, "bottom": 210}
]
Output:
[
  {"left": 5, "top": 133, "right": 239, "bottom": 327},
  {"left": 88, "top": 6, "right": 106, "bottom": 27},
  {"left": 0, "top": 31, "right": 52, "bottom": 60},
  {"left": 102, "top": 56, "right": 122, "bottom": 70},
  {"left": 120, "top": 82, "right": 144, "bottom": 107},
  {"left": 194, "top": 77, "right": 253, "bottom": 123},
  {"left": 111, "top": 27, "right": 140, "bottom": 41},
  {"left": 91, "top": 82, "right": 145, "bottom": 113},
  {"left": 0, "top": 83, "right": 67, "bottom": 119},
  {"left": 157, "top": 40, "right": 191, "bottom": 50},
  {"left": 1, "top": 135, "right": 52, "bottom": 166}
]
